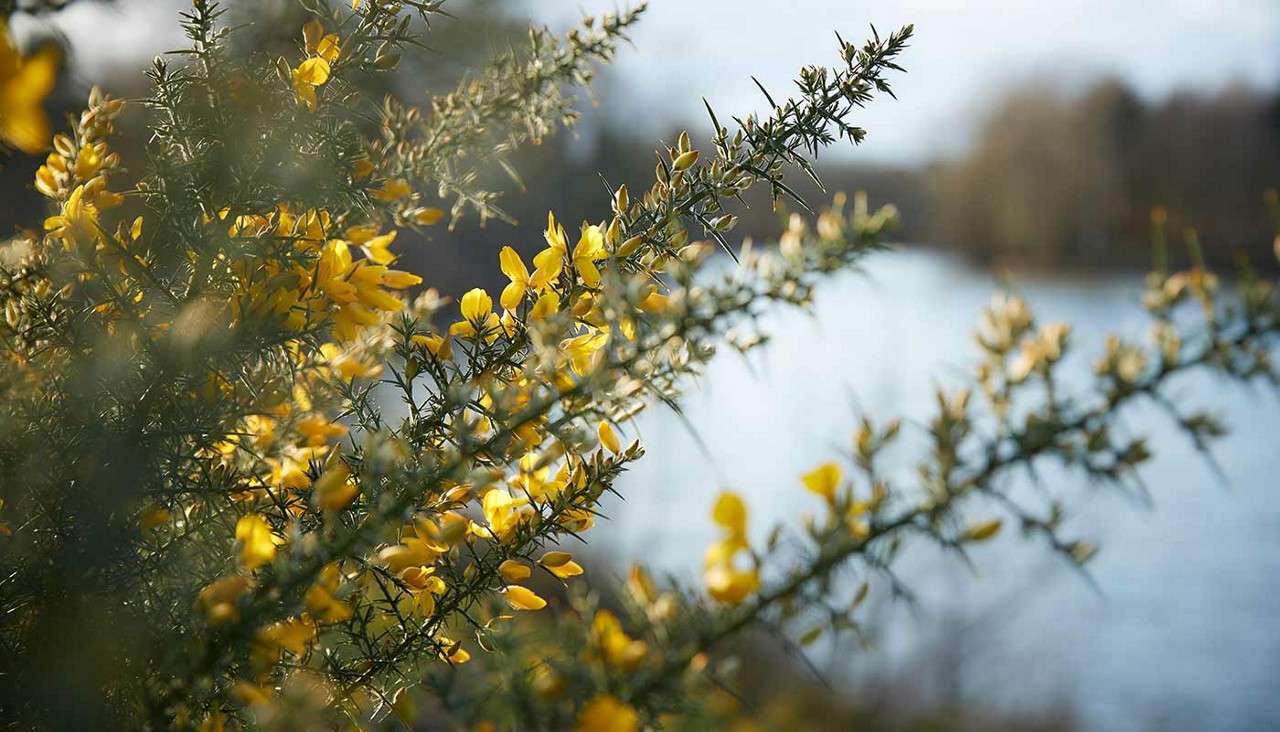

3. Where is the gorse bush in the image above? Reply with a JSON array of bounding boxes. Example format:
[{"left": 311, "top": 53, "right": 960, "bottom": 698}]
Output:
[{"left": 0, "top": 1, "right": 1277, "bottom": 729}]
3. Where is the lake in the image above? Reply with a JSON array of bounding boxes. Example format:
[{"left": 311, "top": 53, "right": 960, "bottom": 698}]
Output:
[{"left": 589, "top": 248, "right": 1280, "bottom": 731}]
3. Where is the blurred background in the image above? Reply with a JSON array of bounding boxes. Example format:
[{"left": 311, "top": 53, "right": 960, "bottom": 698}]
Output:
[{"left": 4, "top": 1, "right": 1279, "bottom": 729}]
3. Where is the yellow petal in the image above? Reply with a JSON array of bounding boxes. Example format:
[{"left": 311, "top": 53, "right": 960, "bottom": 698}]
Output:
[
  {"left": 501, "top": 585, "right": 546, "bottom": 611},
  {"left": 498, "top": 559, "right": 531, "bottom": 582},
  {"left": 574, "top": 258, "right": 601, "bottom": 288},
  {"left": 302, "top": 19, "right": 325, "bottom": 55},
  {"left": 3, "top": 109, "right": 50, "bottom": 154},
  {"left": 313, "top": 463, "right": 358, "bottom": 511},
  {"left": 573, "top": 224, "right": 604, "bottom": 262},
  {"left": 711, "top": 491, "right": 747, "bottom": 537},
  {"left": 235, "top": 514, "right": 277, "bottom": 569},
  {"left": 801, "top": 462, "right": 841, "bottom": 501},
  {"left": 500, "top": 280, "right": 526, "bottom": 312},
  {"left": 547, "top": 560, "right": 583, "bottom": 579},
  {"left": 14, "top": 46, "right": 59, "bottom": 102},
  {"left": 705, "top": 565, "right": 759, "bottom": 605},
  {"left": 292, "top": 75, "right": 318, "bottom": 110},
  {"left": 459, "top": 288, "right": 493, "bottom": 323},
  {"left": 294, "top": 57, "right": 331, "bottom": 86},
  {"left": 372, "top": 178, "right": 411, "bottom": 202},
  {"left": 381, "top": 270, "right": 422, "bottom": 289},
  {"left": 499, "top": 245, "right": 530, "bottom": 284},
  {"left": 539, "top": 551, "right": 573, "bottom": 567},
  {"left": 412, "top": 207, "right": 445, "bottom": 226},
  {"left": 316, "top": 34, "right": 341, "bottom": 64},
  {"left": 597, "top": 421, "right": 621, "bottom": 455},
  {"left": 529, "top": 290, "right": 560, "bottom": 320},
  {"left": 352, "top": 158, "right": 375, "bottom": 179}
]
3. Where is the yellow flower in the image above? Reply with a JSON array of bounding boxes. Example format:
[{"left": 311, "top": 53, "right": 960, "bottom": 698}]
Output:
[
  {"left": 312, "top": 462, "right": 358, "bottom": 511},
  {"left": 291, "top": 21, "right": 338, "bottom": 111},
  {"left": 498, "top": 559, "right": 531, "bottom": 582},
  {"left": 572, "top": 223, "right": 606, "bottom": 287},
  {"left": 355, "top": 229, "right": 398, "bottom": 265},
  {"left": 411, "top": 207, "right": 445, "bottom": 225},
  {"left": 0, "top": 20, "right": 58, "bottom": 154},
  {"left": 304, "top": 564, "right": 352, "bottom": 624},
  {"left": 372, "top": 178, "right": 412, "bottom": 202},
  {"left": 441, "top": 638, "right": 471, "bottom": 664},
  {"left": 501, "top": 585, "right": 547, "bottom": 611},
  {"left": 291, "top": 58, "right": 331, "bottom": 111},
  {"left": 320, "top": 342, "right": 383, "bottom": 381},
  {"left": 546, "top": 560, "right": 584, "bottom": 579},
  {"left": 598, "top": 421, "right": 621, "bottom": 455},
  {"left": 481, "top": 487, "right": 527, "bottom": 540},
  {"left": 450, "top": 288, "right": 501, "bottom": 340},
  {"left": 302, "top": 20, "right": 341, "bottom": 64},
  {"left": 252, "top": 617, "right": 316, "bottom": 668},
  {"left": 801, "top": 461, "right": 842, "bottom": 502},
  {"left": 638, "top": 286, "right": 669, "bottom": 313},
  {"left": 704, "top": 491, "right": 759, "bottom": 605},
  {"left": 704, "top": 563, "right": 760, "bottom": 605},
  {"left": 529, "top": 290, "right": 561, "bottom": 320},
  {"left": 529, "top": 212, "right": 568, "bottom": 290},
  {"left": 539, "top": 550, "right": 573, "bottom": 567},
  {"left": 235, "top": 514, "right": 278, "bottom": 570},
  {"left": 195, "top": 575, "right": 251, "bottom": 624},
  {"left": 576, "top": 695, "right": 638, "bottom": 732},
  {"left": 296, "top": 414, "right": 346, "bottom": 446},
  {"left": 380, "top": 269, "right": 422, "bottom": 289},
  {"left": 351, "top": 157, "right": 375, "bottom": 179},
  {"left": 230, "top": 681, "right": 273, "bottom": 708},
  {"left": 43, "top": 185, "right": 100, "bottom": 253},
  {"left": 591, "top": 609, "right": 647, "bottom": 670},
  {"left": 711, "top": 491, "right": 747, "bottom": 540},
  {"left": 412, "top": 332, "right": 452, "bottom": 360},
  {"left": 138, "top": 504, "right": 171, "bottom": 534},
  {"left": 499, "top": 246, "right": 530, "bottom": 310},
  {"left": 561, "top": 329, "right": 608, "bottom": 376}
]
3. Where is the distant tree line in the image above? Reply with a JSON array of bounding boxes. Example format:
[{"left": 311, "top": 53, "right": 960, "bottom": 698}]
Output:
[{"left": 925, "top": 78, "right": 1280, "bottom": 270}]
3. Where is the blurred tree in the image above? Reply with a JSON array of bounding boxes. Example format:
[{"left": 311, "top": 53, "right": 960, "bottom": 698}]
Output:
[{"left": 931, "top": 77, "right": 1280, "bottom": 269}]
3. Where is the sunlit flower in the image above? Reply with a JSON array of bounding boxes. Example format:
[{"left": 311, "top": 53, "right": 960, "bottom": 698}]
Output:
[
  {"left": 42, "top": 185, "right": 100, "bottom": 253},
  {"left": 598, "top": 421, "right": 622, "bottom": 454},
  {"left": 450, "top": 287, "right": 501, "bottom": 340},
  {"left": 291, "top": 21, "right": 339, "bottom": 111},
  {"left": 572, "top": 223, "right": 607, "bottom": 287},
  {"left": 499, "top": 245, "right": 531, "bottom": 310}
]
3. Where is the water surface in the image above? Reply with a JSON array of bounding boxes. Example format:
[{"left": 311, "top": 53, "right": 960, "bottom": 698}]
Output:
[{"left": 594, "top": 249, "right": 1280, "bottom": 730}]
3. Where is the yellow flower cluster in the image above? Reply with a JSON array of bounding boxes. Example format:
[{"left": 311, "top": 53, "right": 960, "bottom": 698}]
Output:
[
  {"left": 292, "top": 20, "right": 340, "bottom": 111},
  {"left": 222, "top": 206, "right": 422, "bottom": 341},
  {"left": 35, "top": 89, "right": 126, "bottom": 261}
]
